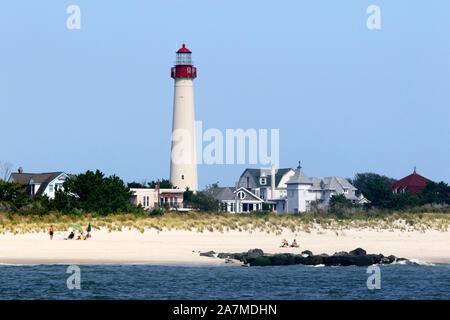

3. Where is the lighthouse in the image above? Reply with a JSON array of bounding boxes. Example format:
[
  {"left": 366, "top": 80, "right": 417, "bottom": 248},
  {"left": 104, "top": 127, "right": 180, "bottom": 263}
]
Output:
[{"left": 169, "top": 43, "right": 198, "bottom": 192}]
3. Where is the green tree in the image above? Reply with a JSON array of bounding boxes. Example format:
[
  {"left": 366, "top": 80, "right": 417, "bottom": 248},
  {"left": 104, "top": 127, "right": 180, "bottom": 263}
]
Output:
[
  {"left": 127, "top": 181, "right": 146, "bottom": 188},
  {"left": 0, "top": 180, "right": 29, "bottom": 209},
  {"left": 328, "top": 194, "right": 353, "bottom": 217},
  {"left": 55, "top": 170, "right": 132, "bottom": 215},
  {"left": 148, "top": 179, "right": 174, "bottom": 189},
  {"left": 183, "top": 188, "right": 220, "bottom": 212},
  {"left": 352, "top": 173, "right": 396, "bottom": 208},
  {"left": 386, "top": 191, "right": 419, "bottom": 210},
  {"left": 419, "top": 181, "right": 450, "bottom": 205}
]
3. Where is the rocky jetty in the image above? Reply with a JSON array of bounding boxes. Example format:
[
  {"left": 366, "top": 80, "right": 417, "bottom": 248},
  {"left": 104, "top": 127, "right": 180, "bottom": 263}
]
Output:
[{"left": 201, "top": 248, "right": 407, "bottom": 267}]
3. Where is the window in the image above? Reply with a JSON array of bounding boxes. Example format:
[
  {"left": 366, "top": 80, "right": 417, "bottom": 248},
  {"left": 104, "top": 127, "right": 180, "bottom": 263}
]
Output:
[
  {"left": 260, "top": 177, "right": 267, "bottom": 185},
  {"left": 142, "top": 196, "right": 150, "bottom": 207},
  {"left": 181, "top": 174, "right": 185, "bottom": 180},
  {"left": 237, "top": 191, "right": 246, "bottom": 200},
  {"left": 49, "top": 184, "right": 53, "bottom": 192}
]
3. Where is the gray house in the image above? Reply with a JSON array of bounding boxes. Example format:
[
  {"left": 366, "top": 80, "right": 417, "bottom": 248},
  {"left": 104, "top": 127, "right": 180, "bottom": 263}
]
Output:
[{"left": 205, "top": 187, "right": 265, "bottom": 213}]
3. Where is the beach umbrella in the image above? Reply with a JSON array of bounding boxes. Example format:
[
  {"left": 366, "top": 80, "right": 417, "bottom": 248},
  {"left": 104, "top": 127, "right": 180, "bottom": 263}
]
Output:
[
  {"left": 87, "top": 223, "right": 91, "bottom": 232},
  {"left": 70, "top": 225, "right": 83, "bottom": 231}
]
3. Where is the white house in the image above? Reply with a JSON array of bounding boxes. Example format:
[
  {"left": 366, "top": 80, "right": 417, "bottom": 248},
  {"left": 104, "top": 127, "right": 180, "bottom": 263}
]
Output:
[
  {"left": 8, "top": 168, "right": 72, "bottom": 199},
  {"left": 285, "top": 163, "right": 368, "bottom": 213},
  {"left": 238, "top": 163, "right": 369, "bottom": 213},
  {"left": 130, "top": 188, "right": 184, "bottom": 210},
  {"left": 237, "top": 165, "right": 295, "bottom": 200},
  {"left": 205, "top": 186, "right": 265, "bottom": 213}
]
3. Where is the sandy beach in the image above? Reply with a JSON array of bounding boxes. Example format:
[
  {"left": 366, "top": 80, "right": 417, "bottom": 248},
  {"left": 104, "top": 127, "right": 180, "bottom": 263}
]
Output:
[{"left": 0, "top": 227, "right": 449, "bottom": 265}]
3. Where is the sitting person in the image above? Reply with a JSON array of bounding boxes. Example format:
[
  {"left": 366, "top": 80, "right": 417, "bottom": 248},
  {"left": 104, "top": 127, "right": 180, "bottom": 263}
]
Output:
[
  {"left": 291, "top": 239, "right": 299, "bottom": 248},
  {"left": 281, "top": 239, "right": 289, "bottom": 247},
  {"left": 68, "top": 231, "right": 75, "bottom": 240}
]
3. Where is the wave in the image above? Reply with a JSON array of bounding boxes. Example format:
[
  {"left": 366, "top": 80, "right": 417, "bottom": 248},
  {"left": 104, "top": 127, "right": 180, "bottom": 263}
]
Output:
[
  {"left": 0, "top": 263, "right": 39, "bottom": 267},
  {"left": 390, "top": 259, "right": 435, "bottom": 266}
]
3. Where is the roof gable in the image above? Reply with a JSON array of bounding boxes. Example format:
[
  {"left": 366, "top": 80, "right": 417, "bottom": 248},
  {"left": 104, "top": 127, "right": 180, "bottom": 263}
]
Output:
[
  {"left": 286, "top": 167, "right": 312, "bottom": 185},
  {"left": 206, "top": 186, "right": 264, "bottom": 202},
  {"left": 240, "top": 168, "right": 294, "bottom": 188}
]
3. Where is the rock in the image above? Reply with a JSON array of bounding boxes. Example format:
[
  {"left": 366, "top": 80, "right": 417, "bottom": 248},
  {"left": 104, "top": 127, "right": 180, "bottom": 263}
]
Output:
[
  {"left": 246, "top": 249, "right": 264, "bottom": 259},
  {"left": 269, "top": 254, "right": 295, "bottom": 266},
  {"left": 200, "top": 250, "right": 216, "bottom": 257},
  {"left": 294, "top": 255, "right": 308, "bottom": 264},
  {"left": 253, "top": 256, "right": 271, "bottom": 266},
  {"left": 217, "top": 252, "right": 233, "bottom": 259},
  {"left": 213, "top": 247, "right": 400, "bottom": 267},
  {"left": 304, "top": 255, "right": 324, "bottom": 265},
  {"left": 333, "top": 251, "right": 348, "bottom": 256},
  {"left": 349, "top": 248, "right": 367, "bottom": 256}
]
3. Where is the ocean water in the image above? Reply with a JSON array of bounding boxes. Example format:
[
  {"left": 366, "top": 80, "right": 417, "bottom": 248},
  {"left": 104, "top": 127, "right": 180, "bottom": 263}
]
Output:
[{"left": 0, "top": 263, "right": 448, "bottom": 300}]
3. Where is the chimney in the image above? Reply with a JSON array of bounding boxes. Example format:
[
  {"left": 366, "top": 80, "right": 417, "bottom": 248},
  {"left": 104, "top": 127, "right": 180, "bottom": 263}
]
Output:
[{"left": 18, "top": 167, "right": 23, "bottom": 174}]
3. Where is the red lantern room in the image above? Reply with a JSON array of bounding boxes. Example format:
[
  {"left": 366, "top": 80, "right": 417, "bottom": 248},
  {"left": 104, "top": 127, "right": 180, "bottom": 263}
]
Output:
[{"left": 171, "top": 43, "right": 197, "bottom": 79}]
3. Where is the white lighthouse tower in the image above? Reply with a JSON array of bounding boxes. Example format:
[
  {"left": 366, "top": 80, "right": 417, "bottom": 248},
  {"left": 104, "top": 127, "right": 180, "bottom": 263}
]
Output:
[{"left": 169, "top": 43, "right": 198, "bottom": 192}]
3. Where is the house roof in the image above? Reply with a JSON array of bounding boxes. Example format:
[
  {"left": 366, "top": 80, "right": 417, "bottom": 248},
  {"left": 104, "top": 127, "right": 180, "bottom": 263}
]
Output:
[
  {"left": 286, "top": 166, "right": 312, "bottom": 185},
  {"left": 241, "top": 168, "right": 294, "bottom": 188},
  {"left": 206, "top": 187, "right": 263, "bottom": 202},
  {"left": 310, "top": 177, "right": 357, "bottom": 191},
  {"left": 206, "top": 187, "right": 236, "bottom": 201},
  {"left": 9, "top": 172, "right": 71, "bottom": 196},
  {"left": 391, "top": 171, "right": 431, "bottom": 195},
  {"left": 10, "top": 172, "right": 63, "bottom": 185}
]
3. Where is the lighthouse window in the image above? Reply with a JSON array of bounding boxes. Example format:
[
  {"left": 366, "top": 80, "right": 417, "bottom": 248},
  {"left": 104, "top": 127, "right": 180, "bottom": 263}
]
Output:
[{"left": 181, "top": 174, "right": 185, "bottom": 180}]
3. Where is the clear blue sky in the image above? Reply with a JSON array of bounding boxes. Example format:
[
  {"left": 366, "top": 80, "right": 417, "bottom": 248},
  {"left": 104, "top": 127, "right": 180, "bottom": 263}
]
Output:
[{"left": 1, "top": 1, "right": 449, "bottom": 188}]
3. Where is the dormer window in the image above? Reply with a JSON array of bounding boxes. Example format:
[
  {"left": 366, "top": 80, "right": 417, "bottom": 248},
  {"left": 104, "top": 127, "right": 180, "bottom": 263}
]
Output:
[{"left": 260, "top": 177, "right": 267, "bottom": 185}]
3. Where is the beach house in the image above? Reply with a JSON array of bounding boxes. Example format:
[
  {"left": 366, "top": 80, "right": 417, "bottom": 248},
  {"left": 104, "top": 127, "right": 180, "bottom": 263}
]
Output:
[
  {"left": 130, "top": 188, "right": 184, "bottom": 210},
  {"left": 205, "top": 187, "right": 265, "bottom": 213},
  {"left": 238, "top": 163, "right": 368, "bottom": 213},
  {"left": 8, "top": 167, "right": 73, "bottom": 199},
  {"left": 237, "top": 166, "right": 295, "bottom": 201}
]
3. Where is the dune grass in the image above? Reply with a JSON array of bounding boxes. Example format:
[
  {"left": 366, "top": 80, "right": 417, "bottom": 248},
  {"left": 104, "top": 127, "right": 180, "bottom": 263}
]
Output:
[{"left": 0, "top": 210, "right": 448, "bottom": 235}]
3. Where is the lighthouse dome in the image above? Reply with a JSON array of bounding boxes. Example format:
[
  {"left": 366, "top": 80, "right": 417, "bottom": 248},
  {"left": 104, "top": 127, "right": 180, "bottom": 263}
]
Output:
[{"left": 177, "top": 43, "right": 191, "bottom": 53}]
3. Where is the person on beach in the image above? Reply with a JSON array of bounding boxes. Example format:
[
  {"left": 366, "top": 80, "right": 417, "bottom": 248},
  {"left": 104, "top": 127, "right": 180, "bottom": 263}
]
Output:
[
  {"left": 49, "top": 225, "right": 54, "bottom": 240},
  {"left": 68, "top": 231, "right": 75, "bottom": 240},
  {"left": 291, "top": 239, "right": 299, "bottom": 248},
  {"left": 281, "top": 239, "right": 289, "bottom": 247}
]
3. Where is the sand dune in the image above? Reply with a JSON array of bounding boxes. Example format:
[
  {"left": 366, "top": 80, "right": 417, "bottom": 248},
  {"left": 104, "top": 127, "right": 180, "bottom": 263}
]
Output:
[{"left": 0, "top": 227, "right": 449, "bottom": 265}]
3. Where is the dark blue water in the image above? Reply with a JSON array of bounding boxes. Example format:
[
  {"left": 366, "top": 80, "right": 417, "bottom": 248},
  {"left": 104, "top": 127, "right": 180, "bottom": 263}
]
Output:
[{"left": 0, "top": 263, "right": 448, "bottom": 299}]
